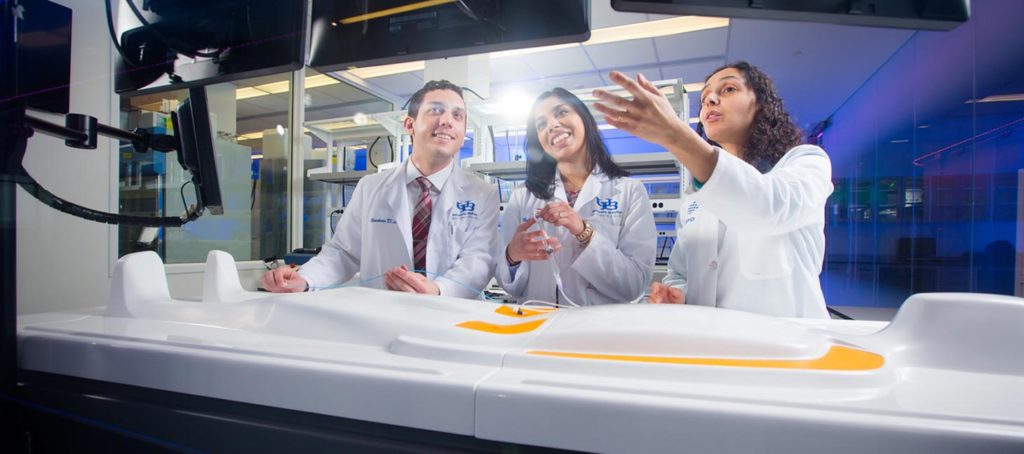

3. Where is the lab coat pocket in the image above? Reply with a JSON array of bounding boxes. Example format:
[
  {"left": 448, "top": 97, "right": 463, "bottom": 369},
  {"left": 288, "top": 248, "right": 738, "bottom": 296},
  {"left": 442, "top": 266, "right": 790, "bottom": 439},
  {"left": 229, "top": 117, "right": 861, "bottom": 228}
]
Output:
[
  {"left": 447, "top": 216, "right": 476, "bottom": 258},
  {"left": 589, "top": 220, "right": 621, "bottom": 244},
  {"left": 738, "top": 234, "right": 793, "bottom": 280}
]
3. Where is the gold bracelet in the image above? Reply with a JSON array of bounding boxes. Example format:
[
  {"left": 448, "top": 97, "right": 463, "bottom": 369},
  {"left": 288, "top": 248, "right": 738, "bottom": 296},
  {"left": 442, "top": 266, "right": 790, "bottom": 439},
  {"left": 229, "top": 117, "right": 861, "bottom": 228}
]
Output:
[{"left": 575, "top": 220, "right": 594, "bottom": 245}]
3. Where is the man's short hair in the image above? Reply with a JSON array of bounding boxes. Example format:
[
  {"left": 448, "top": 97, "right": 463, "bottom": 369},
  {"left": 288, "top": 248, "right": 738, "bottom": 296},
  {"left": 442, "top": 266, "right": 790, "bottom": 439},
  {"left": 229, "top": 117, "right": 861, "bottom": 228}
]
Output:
[{"left": 406, "top": 80, "right": 465, "bottom": 118}]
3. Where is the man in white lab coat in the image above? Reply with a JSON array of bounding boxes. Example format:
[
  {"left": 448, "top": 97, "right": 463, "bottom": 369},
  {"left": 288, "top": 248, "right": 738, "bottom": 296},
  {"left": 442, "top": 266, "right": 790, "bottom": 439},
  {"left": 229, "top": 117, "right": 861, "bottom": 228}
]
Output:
[{"left": 260, "top": 80, "right": 499, "bottom": 299}]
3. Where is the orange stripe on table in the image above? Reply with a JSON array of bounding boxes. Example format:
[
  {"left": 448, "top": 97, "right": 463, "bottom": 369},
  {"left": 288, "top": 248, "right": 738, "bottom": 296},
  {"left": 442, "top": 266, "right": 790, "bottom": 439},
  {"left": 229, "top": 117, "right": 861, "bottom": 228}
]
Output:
[{"left": 527, "top": 345, "right": 884, "bottom": 371}]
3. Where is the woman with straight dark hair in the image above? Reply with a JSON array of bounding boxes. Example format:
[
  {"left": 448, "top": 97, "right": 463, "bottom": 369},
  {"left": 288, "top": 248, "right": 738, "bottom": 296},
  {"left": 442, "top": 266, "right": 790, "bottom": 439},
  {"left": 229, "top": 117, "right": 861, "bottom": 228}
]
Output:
[
  {"left": 593, "top": 62, "right": 832, "bottom": 318},
  {"left": 495, "top": 88, "right": 656, "bottom": 306}
]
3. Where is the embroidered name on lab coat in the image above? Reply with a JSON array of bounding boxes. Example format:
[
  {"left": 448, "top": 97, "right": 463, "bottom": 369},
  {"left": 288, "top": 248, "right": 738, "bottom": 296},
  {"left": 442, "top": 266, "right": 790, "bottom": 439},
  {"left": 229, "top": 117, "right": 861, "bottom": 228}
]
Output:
[
  {"left": 685, "top": 201, "right": 699, "bottom": 224},
  {"left": 370, "top": 217, "right": 396, "bottom": 224}
]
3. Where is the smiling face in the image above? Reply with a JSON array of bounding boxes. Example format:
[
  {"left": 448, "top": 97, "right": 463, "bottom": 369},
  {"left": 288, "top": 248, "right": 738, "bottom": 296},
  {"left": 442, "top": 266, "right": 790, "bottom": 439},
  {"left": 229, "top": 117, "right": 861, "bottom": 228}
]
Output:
[
  {"left": 532, "top": 95, "right": 587, "bottom": 165},
  {"left": 699, "top": 67, "right": 758, "bottom": 152},
  {"left": 403, "top": 88, "right": 467, "bottom": 163}
]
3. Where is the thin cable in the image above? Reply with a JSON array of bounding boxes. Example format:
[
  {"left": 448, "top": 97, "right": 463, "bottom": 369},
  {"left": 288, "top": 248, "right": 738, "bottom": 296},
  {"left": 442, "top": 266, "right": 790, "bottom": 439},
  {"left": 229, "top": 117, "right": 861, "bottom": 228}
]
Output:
[
  {"left": 462, "top": 86, "right": 485, "bottom": 101},
  {"left": 531, "top": 214, "right": 580, "bottom": 308},
  {"left": 366, "top": 136, "right": 381, "bottom": 169},
  {"left": 180, "top": 180, "right": 193, "bottom": 213},
  {"left": 328, "top": 209, "right": 343, "bottom": 235}
]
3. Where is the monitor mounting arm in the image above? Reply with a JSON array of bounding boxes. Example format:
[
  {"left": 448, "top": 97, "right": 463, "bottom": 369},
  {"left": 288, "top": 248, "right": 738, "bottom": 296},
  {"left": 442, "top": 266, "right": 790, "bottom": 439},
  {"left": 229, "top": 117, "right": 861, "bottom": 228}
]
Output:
[{"left": 5, "top": 108, "right": 202, "bottom": 226}]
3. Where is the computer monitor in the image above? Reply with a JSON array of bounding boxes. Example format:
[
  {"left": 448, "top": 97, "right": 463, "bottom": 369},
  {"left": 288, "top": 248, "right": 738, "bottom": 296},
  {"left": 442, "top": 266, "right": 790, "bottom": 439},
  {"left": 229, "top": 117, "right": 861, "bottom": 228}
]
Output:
[
  {"left": 611, "top": 0, "right": 969, "bottom": 31},
  {"left": 113, "top": 0, "right": 306, "bottom": 96},
  {"left": 309, "top": 0, "right": 590, "bottom": 72},
  {"left": 15, "top": 0, "right": 72, "bottom": 113},
  {"left": 172, "top": 86, "right": 223, "bottom": 216}
]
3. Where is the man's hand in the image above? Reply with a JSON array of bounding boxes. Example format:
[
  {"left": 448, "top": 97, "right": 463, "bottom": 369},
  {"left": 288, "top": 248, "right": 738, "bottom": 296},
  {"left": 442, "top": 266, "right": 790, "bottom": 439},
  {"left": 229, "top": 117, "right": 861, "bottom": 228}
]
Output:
[
  {"left": 260, "top": 266, "right": 309, "bottom": 293},
  {"left": 648, "top": 282, "right": 684, "bottom": 304},
  {"left": 384, "top": 265, "right": 441, "bottom": 295}
]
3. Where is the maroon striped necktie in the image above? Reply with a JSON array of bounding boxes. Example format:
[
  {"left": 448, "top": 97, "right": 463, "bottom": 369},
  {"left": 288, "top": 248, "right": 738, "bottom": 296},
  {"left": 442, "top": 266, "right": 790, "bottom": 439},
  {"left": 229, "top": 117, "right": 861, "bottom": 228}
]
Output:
[{"left": 411, "top": 176, "right": 433, "bottom": 275}]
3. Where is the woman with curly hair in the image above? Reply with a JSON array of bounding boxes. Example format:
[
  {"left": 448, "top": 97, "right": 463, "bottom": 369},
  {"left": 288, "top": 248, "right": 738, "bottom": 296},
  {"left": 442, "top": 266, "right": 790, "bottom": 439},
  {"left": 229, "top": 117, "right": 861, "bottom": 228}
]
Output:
[{"left": 593, "top": 61, "right": 832, "bottom": 318}]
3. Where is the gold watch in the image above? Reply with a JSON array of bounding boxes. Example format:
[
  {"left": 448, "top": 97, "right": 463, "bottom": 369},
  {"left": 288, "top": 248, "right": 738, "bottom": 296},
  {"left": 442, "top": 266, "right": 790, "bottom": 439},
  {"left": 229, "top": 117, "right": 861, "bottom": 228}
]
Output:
[{"left": 575, "top": 220, "right": 594, "bottom": 245}]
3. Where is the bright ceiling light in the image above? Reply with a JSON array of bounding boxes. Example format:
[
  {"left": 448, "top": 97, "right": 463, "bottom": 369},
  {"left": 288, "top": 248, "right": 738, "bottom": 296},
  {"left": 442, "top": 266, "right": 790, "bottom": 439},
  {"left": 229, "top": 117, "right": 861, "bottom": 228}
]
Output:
[
  {"left": 238, "top": 132, "right": 264, "bottom": 141},
  {"left": 346, "top": 61, "right": 427, "bottom": 79},
  {"left": 236, "top": 74, "right": 341, "bottom": 100}
]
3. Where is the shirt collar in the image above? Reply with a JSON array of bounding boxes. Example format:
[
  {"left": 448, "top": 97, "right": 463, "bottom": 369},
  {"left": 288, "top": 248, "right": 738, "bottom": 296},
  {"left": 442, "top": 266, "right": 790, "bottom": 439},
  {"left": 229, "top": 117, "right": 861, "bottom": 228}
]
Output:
[{"left": 406, "top": 159, "right": 453, "bottom": 192}]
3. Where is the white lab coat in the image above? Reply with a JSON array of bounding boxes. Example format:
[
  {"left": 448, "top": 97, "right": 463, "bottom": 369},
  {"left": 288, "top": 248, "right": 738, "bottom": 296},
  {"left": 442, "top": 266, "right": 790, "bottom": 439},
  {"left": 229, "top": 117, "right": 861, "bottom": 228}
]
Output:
[
  {"left": 300, "top": 160, "right": 499, "bottom": 299},
  {"left": 664, "top": 144, "right": 832, "bottom": 318},
  {"left": 495, "top": 168, "right": 656, "bottom": 306}
]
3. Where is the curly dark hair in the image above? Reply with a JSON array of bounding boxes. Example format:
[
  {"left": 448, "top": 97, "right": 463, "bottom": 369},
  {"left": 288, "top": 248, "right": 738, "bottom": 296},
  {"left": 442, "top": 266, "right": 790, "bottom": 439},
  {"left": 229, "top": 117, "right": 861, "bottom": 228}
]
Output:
[
  {"left": 696, "top": 61, "right": 803, "bottom": 172},
  {"left": 523, "top": 88, "right": 629, "bottom": 200}
]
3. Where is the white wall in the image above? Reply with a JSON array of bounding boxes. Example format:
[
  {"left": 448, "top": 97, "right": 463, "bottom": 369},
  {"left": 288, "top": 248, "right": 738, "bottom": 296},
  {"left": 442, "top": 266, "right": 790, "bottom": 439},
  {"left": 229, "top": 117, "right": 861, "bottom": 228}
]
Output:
[
  {"left": 17, "top": 0, "right": 117, "bottom": 314},
  {"left": 16, "top": 0, "right": 263, "bottom": 313}
]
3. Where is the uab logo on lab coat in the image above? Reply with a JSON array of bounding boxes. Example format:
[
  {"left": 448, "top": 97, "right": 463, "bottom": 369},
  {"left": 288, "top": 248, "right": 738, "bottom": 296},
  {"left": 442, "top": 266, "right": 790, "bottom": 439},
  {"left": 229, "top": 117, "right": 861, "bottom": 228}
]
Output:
[
  {"left": 592, "top": 197, "right": 622, "bottom": 216},
  {"left": 685, "top": 201, "right": 699, "bottom": 224},
  {"left": 452, "top": 200, "right": 478, "bottom": 219}
]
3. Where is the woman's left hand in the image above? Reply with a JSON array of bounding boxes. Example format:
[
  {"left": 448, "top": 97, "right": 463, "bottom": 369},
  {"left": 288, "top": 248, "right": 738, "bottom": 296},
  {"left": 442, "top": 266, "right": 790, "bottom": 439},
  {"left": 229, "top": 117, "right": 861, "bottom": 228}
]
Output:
[{"left": 536, "top": 201, "right": 585, "bottom": 236}]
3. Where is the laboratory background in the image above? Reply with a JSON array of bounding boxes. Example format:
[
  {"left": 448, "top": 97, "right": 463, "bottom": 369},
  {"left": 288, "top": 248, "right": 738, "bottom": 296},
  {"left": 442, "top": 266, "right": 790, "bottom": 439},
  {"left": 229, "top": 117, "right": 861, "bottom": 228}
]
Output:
[
  {"left": 32, "top": 0, "right": 1016, "bottom": 320},
  {"left": 4, "top": 0, "right": 1024, "bottom": 451}
]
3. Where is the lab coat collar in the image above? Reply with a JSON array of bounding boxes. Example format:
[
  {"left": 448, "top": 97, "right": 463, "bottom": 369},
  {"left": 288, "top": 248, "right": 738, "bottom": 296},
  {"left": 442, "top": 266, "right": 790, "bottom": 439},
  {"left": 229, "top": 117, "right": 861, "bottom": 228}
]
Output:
[
  {"left": 555, "top": 164, "right": 612, "bottom": 212},
  {"left": 405, "top": 158, "right": 454, "bottom": 193}
]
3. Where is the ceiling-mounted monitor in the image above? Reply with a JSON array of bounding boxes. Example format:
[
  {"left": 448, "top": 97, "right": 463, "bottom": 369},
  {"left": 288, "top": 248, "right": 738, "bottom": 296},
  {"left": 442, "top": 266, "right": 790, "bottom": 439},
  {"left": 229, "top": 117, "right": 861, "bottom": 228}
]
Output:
[
  {"left": 611, "top": 0, "right": 969, "bottom": 31},
  {"left": 113, "top": 0, "right": 306, "bottom": 96},
  {"left": 309, "top": 0, "right": 590, "bottom": 72}
]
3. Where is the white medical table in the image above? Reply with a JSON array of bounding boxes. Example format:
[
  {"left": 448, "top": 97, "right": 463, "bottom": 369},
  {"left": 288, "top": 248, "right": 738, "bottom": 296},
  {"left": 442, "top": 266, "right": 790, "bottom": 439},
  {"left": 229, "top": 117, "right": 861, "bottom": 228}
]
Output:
[{"left": 15, "top": 251, "right": 1024, "bottom": 452}]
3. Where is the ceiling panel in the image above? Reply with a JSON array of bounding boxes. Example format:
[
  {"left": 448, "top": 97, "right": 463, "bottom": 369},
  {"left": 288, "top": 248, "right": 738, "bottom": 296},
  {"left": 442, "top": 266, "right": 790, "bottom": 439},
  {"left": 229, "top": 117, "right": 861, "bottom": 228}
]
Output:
[
  {"left": 489, "top": 56, "right": 537, "bottom": 84},
  {"left": 305, "top": 87, "right": 347, "bottom": 108},
  {"left": 599, "top": 66, "right": 663, "bottom": 87},
  {"left": 584, "top": 40, "right": 659, "bottom": 70},
  {"left": 317, "top": 81, "right": 381, "bottom": 102},
  {"left": 366, "top": 72, "right": 425, "bottom": 98},
  {"left": 231, "top": 74, "right": 290, "bottom": 88},
  {"left": 659, "top": 58, "right": 724, "bottom": 83},
  {"left": 653, "top": 28, "right": 730, "bottom": 63},
  {"left": 725, "top": 18, "right": 913, "bottom": 128},
  {"left": 521, "top": 46, "right": 595, "bottom": 78},
  {"left": 236, "top": 100, "right": 275, "bottom": 119},
  {"left": 236, "top": 118, "right": 279, "bottom": 136},
  {"left": 238, "top": 92, "right": 290, "bottom": 111}
]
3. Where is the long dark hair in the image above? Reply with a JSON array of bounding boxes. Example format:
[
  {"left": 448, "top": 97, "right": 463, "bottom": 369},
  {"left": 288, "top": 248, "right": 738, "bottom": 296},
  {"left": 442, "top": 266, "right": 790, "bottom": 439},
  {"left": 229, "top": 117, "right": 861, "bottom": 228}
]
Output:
[
  {"left": 523, "top": 88, "right": 629, "bottom": 200},
  {"left": 696, "top": 61, "right": 803, "bottom": 172}
]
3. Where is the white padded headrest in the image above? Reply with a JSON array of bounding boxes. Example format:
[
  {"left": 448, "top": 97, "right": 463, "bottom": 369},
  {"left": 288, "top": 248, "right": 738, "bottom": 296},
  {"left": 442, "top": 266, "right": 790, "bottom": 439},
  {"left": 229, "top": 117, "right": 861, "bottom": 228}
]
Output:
[{"left": 107, "top": 251, "right": 171, "bottom": 317}]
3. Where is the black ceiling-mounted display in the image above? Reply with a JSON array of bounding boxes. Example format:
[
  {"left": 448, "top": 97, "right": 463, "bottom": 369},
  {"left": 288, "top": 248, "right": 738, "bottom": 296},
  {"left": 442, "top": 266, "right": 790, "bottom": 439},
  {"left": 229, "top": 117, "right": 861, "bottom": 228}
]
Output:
[
  {"left": 113, "top": 0, "right": 306, "bottom": 96},
  {"left": 309, "top": 0, "right": 590, "bottom": 73},
  {"left": 611, "top": 0, "right": 969, "bottom": 31},
  {"left": 14, "top": 0, "right": 72, "bottom": 114}
]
